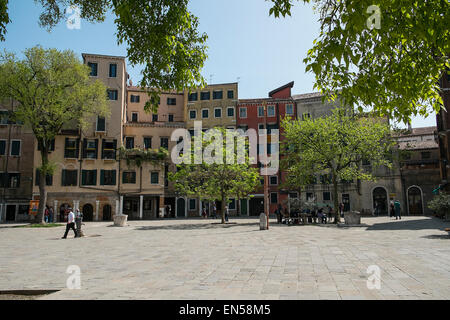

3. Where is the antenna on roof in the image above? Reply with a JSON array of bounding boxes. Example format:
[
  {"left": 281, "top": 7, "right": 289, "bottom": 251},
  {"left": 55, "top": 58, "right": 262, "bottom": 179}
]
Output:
[
  {"left": 237, "top": 77, "right": 241, "bottom": 84},
  {"left": 209, "top": 74, "right": 214, "bottom": 85}
]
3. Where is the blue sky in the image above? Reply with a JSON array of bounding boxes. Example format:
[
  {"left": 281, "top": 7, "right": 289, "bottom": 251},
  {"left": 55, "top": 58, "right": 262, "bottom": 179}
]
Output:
[{"left": 0, "top": 0, "right": 435, "bottom": 128}]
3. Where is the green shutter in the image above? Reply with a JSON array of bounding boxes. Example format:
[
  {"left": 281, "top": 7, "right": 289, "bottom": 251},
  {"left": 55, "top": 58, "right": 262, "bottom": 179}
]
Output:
[
  {"left": 81, "top": 170, "right": 86, "bottom": 185},
  {"left": 93, "top": 170, "right": 97, "bottom": 185},
  {"left": 112, "top": 170, "right": 117, "bottom": 185},
  {"left": 61, "top": 170, "right": 66, "bottom": 186},
  {"left": 100, "top": 170, "right": 104, "bottom": 185},
  {"left": 95, "top": 139, "right": 99, "bottom": 159}
]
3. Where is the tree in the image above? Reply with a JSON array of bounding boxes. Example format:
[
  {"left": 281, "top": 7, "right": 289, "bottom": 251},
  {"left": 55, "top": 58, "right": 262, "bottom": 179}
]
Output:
[
  {"left": 0, "top": 46, "right": 108, "bottom": 223},
  {"left": 169, "top": 127, "right": 260, "bottom": 224},
  {"left": 281, "top": 108, "right": 395, "bottom": 223},
  {"left": 428, "top": 192, "right": 450, "bottom": 219},
  {"left": 0, "top": 0, "right": 208, "bottom": 112},
  {"left": 270, "top": 0, "right": 449, "bottom": 123}
]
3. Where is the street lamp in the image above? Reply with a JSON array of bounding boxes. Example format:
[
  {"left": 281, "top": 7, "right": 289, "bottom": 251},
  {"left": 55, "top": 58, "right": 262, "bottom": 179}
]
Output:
[{"left": 263, "top": 102, "right": 269, "bottom": 230}]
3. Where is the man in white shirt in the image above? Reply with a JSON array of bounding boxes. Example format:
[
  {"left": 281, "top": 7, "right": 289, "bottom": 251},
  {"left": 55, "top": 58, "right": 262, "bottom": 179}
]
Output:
[{"left": 62, "top": 208, "right": 77, "bottom": 239}]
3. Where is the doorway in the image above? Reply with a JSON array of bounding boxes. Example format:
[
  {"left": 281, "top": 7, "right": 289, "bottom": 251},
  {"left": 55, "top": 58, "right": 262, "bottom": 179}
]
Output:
[
  {"left": 103, "top": 204, "right": 112, "bottom": 221},
  {"left": 342, "top": 194, "right": 350, "bottom": 212},
  {"left": 373, "top": 187, "right": 388, "bottom": 215},
  {"left": 249, "top": 197, "right": 264, "bottom": 216},
  {"left": 82, "top": 204, "right": 94, "bottom": 221},
  {"left": 408, "top": 186, "right": 423, "bottom": 215},
  {"left": 176, "top": 198, "right": 185, "bottom": 218},
  {"left": 6, "top": 205, "right": 16, "bottom": 221}
]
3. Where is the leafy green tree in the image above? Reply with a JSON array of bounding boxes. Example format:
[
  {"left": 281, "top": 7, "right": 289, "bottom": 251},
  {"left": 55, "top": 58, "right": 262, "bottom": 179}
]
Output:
[
  {"left": 0, "top": 0, "right": 208, "bottom": 112},
  {"left": 169, "top": 127, "right": 260, "bottom": 224},
  {"left": 270, "top": 0, "right": 449, "bottom": 123},
  {"left": 281, "top": 108, "right": 395, "bottom": 223},
  {"left": 0, "top": 46, "right": 108, "bottom": 223}
]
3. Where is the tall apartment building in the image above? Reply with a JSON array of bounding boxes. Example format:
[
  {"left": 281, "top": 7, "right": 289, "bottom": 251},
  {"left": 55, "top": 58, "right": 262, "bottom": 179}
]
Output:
[
  {"left": 32, "top": 53, "right": 127, "bottom": 222},
  {"left": 237, "top": 82, "right": 296, "bottom": 216},
  {"left": 0, "top": 99, "right": 35, "bottom": 222}
]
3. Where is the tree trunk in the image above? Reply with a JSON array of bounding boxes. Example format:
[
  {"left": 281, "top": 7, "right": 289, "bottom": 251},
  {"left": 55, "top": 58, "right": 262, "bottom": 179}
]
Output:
[
  {"left": 221, "top": 194, "right": 226, "bottom": 224},
  {"left": 332, "top": 173, "right": 340, "bottom": 224},
  {"left": 36, "top": 147, "right": 49, "bottom": 224},
  {"left": 237, "top": 196, "right": 241, "bottom": 216}
]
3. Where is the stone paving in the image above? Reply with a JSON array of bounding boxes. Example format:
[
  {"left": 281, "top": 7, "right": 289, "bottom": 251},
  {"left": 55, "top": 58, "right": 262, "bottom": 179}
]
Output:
[{"left": 1, "top": 216, "right": 450, "bottom": 300}]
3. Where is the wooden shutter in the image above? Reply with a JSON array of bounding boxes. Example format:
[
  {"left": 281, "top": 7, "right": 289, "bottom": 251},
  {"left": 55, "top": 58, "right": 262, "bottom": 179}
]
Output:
[
  {"left": 101, "top": 139, "right": 105, "bottom": 159},
  {"left": 112, "top": 170, "right": 117, "bottom": 186},
  {"left": 75, "top": 139, "right": 80, "bottom": 158},
  {"left": 64, "top": 138, "right": 69, "bottom": 158},
  {"left": 113, "top": 140, "right": 117, "bottom": 160},
  {"left": 81, "top": 170, "right": 86, "bottom": 186},
  {"left": 61, "top": 170, "right": 66, "bottom": 186},
  {"left": 94, "top": 139, "right": 99, "bottom": 159},
  {"left": 82, "top": 139, "right": 87, "bottom": 158}
]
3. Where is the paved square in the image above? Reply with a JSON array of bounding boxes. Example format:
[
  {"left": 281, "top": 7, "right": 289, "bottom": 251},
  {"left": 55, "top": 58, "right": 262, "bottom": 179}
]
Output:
[{"left": 1, "top": 216, "right": 450, "bottom": 300}]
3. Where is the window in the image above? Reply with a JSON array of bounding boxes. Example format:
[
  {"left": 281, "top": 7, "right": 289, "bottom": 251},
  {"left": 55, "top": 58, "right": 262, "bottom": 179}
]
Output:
[
  {"left": 83, "top": 139, "right": 98, "bottom": 159},
  {"left": 200, "top": 91, "right": 210, "bottom": 101},
  {"left": 0, "top": 140, "right": 5, "bottom": 155},
  {"left": 96, "top": 116, "right": 106, "bottom": 132},
  {"left": 214, "top": 108, "right": 222, "bottom": 118},
  {"left": 88, "top": 62, "right": 98, "bottom": 76},
  {"left": 323, "top": 192, "right": 331, "bottom": 201},
  {"left": 227, "top": 90, "right": 234, "bottom": 99},
  {"left": 0, "top": 110, "right": 9, "bottom": 124},
  {"left": 107, "top": 89, "right": 118, "bottom": 101},
  {"left": 35, "top": 169, "right": 53, "bottom": 186},
  {"left": 258, "top": 106, "right": 264, "bottom": 117},
  {"left": 100, "top": 170, "right": 116, "bottom": 186},
  {"left": 168, "top": 114, "right": 174, "bottom": 122},
  {"left": 228, "top": 199, "right": 236, "bottom": 210},
  {"left": 102, "top": 140, "right": 116, "bottom": 160},
  {"left": 258, "top": 124, "right": 265, "bottom": 132},
  {"left": 421, "top": 152, "right": 431, "bottom": 160},
  {"left": 267, "top": 105, "right": 275, "bottom": 117},
  {"left": 122, "top": 171, "right": 136, "bottom": 184},
  {"left": 302, "top": 113, "right": 311, "bottom": 121},
  {"left": 144, "top": 137, "right": 152, "bottom": 150},
  {"left": 189, "top": 110, "right": 197, "bottom": 120},
  {"left": 64, "top": 138, "right": 79, "bottom": 158},
  {"left": 270, "top": 192, "right": 278, "bottom": 204},
  {"left": 151, "top": 172, "right": 159, "bottom": 184},
  {"left": 167, "top": 98, "right": 177, "bottom": 106},
  {"left": 109, "top": 64, "right": 117, "bottom": 78},
  {"left": 62, "top": 170, "right": 78, "bottom": 187},
  {"left": 152, "top": 114, "right": 158, "bottom": 122},
  {"left": 8, "top": 173, "right": 20, "bottom": 188},
  {"left": 188, "top": 92, "right": 198, "bottom": 102},
  {"left": 189, "top": 198, "right": 196, "bottom": 210},
  {"left": 306, "top": 193, "right": 315, "bottom": 201},
  {"left": 125, "top": 137, "right": 134, "bottom": 150},
  {"left": 270, "top": 176, "right": 278, "bottom": 185},
  {"left": 213, "top": 91, "right": 223, "bottom": 100},
  {"left": 130, "top": 95, "right": 140, "bottom": 103},
  {"left": 160, "top": 137, "right": 169, "bottom": 150},
  {"left": 82, "top": 170, "right": 97, "bottom": 186},
  {"left": 131, "top": 112, "right": 138, "bottom": 122},
  {"left": 286, "top": 104, "right": 294, "bottom": 115},
  {"left": 239, "top": 107, "right": 247, "bottom": 119},
  {"left": 227, "top": 107, "right": 235, "bottom": 117},
  {"left": 202, "top": 109, "right": 209, "bottom": 119},
  {"left": 10, "top": 140, "right": 21, "bottom": 156}
]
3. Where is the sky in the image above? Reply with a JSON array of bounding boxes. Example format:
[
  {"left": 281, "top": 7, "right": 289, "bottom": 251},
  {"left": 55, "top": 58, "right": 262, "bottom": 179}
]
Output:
[{"left": 0, "top": 0, "right": 436, "bottom": 128}]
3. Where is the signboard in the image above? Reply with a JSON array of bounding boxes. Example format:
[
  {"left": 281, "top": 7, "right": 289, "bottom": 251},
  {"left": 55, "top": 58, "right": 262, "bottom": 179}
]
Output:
[{"left": 29, "top": 200, "right": 39, "bottom": 215}]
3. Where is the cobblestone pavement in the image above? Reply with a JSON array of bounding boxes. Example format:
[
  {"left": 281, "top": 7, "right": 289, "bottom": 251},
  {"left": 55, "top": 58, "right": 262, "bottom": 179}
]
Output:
[{"left": 1, "top": 216, "right": 450, "bottom": 300}]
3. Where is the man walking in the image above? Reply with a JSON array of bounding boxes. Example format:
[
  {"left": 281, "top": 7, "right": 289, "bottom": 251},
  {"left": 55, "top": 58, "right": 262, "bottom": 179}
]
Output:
[
  {"left": 394, "top": 200, "right": 402, "bottom": 220},
  {"left": 62, "top": 208, "right": 77, "bottom": 239}
]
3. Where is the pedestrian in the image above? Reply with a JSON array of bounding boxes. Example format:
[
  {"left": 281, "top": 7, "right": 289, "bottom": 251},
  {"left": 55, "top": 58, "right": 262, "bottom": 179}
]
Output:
[
  {"left": 276, "top": 204, "right": 283, "bottom": 224},
  {"left": 213, "top": 204, "right": 217, "bottom": 219},
  {"left": 202, "top": 207, "right": 207, "bottom": 219},
  {"left": 62, "top": 208, "right": 77, "bottom": 239},
  {"left": 49, "top": 206, "right": 54, "bottom": 223},
  {"left": 389, "top": 200, "right": 395, "bottom": 218},
  {"left": 394, "top": 200, "right": 402, "bottom": 220},
  {"left": 225, "top": 205, "right": 229, "bottom": 222},
  {"left": 339, "top": 203, "right": 345, "bottom": 218},
  {"left": 44, "top": 205, "right": 49, "bottom": 223}
]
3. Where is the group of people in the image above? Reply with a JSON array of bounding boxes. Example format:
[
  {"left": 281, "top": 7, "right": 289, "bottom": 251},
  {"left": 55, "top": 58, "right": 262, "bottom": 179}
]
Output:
[
  {"left": 201, "top": 204, "right": 229, "bottom": 221},
  {"left": 44, "top": 205, "right": 54, "bottom": 223},
  {"left": 61, "top": 208, "right": 84, "bottom": 239},
  {"left": 275, "top": 203, "right": 345, "bottom": 224},
  {"left": 389, "top": 200, "right": 402, "bottom": 220}
]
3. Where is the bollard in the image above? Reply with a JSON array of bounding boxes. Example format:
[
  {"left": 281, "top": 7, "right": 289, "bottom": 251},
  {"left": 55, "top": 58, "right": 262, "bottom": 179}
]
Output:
[{"left": 260, "top": 212, "right": 267, "bottom": 230}]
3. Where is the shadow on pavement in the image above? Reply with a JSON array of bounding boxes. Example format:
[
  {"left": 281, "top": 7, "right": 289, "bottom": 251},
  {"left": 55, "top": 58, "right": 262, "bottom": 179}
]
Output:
[
  {"left": 134, "top": 221, "right": 259, "bottom": 231},
  {"left": 365, "top": 217, "right": 449, "bottom": 231},
  {"left": 422, "top": 234, "right": 450, "bottom": 240}
]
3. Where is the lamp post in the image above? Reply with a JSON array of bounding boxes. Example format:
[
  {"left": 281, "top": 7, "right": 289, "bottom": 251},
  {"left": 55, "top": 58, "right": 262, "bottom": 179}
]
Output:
[{"left": 263, "top": 102, "right": 269, "bottom": 230}]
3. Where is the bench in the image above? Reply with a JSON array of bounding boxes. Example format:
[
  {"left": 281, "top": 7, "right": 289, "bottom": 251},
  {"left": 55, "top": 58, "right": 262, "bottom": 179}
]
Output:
[{"left": 445, "top": 228, "right": 450, "bottom": 236}]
